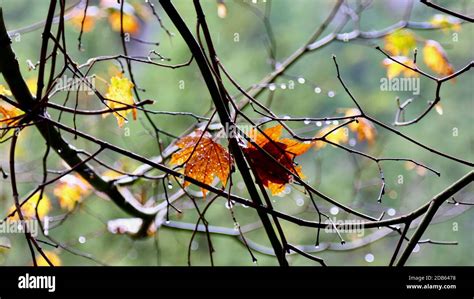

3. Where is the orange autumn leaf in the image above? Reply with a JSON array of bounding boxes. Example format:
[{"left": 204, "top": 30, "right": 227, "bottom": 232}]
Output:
[
  {"left": 100, "top": 0, "right": 140, "bottom": 35},
  {"left": 0, "top": 102, "right": 23, "bottom": 125},
  {"left": 170, "top": 130, "right": 232, "bottom": 196},
  {"left": 36, "top": 250, "right": 62, "bottom": 267},
  {"left": 8, "top": 192, "right": 51, "bottom": 221},
  {"left": 104, "top": 74, "right": 136, "bottom": 127},
  {"left": 70, "top": 6, "right": 101, "bottom": 33},
  {"left": 384, "top": 29, "right": 416, "bottom": 56},
  {"left": 382, "top": 57, "right": 419, "bottom": 79},
  {"left": 423, "top": 40, "right": 454, "bottom": 77},
  {"left": 314, "top": 124, "right": 348, "bottom": 149},
  {"left": 243, "top": 125, "right": 312, "bottom": 195},
  {"left": 53, "top": 174, "right": 91, "bottom": 211},
  {"left": 344, "top": 108, "right": 377, "bottom": 145},
  {"left": 0, "top": 91, "right": 24, "bottom": 139},
  {"left": 108, "top": 11, "right": 140, "bottom": 35}
]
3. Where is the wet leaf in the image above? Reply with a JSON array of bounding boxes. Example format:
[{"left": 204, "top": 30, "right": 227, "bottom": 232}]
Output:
[
  {"left": 243, "top": 125, "right": 311, "bottom": 195},
  {"left": 170, "top": 130, "right": 232, "bottom": 196},
  {"left": 104, "top": 74, "right": 136, "bottom": 127}
]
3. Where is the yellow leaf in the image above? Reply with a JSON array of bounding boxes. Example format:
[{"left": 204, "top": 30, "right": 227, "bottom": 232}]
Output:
[
  {"left": 384, "top": 29, "right": 417, "bottom": 56},
  {"left": 108, "top": 11, "right": 140, "bottom": 35},
  {"left": 104, "top": 74, "right": 136, "bottom": 127},
  {"left": 102, "top": 169, "right": 123, "bottom": 181},
  {"left": 26, "top": 78, "right": 37, "bottom": 96},
  {"left": 344, "top": 108, "right": 376, "bottom": 145},
  {"left": 53, "top": 174, "right": 91, "bottom": 211},
  {"left": 0, "top": 101, "right": 23, "bottom": 140},
  {"left": 36, "top": 250, "right": 62, "bottom": 266},
  {"left": 0, "top": 84, "right": 12, "bottom": 96},
  {"left": 8, "top": 192, "right": 51, "bottom": 221},
  {"left": 314, "top": 124, "right": 348, "bottom": 149},
  {"left": 382, "top": 56, "right": 419, "bottom": 79},
  {"left": 423, "top": 40, "right": 454, "bottom": 76},
  {"left": 430, "top": 14, "right": 461, "bottom": 33}
]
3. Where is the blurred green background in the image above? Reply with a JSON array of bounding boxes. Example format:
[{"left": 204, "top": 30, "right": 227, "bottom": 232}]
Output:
[{"left": 0, "top": 0, "right": 473, "bottom": 266}]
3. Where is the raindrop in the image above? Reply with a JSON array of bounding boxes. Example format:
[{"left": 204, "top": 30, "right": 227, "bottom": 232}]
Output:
[
  {"left": 303, "top": 119, "right": 311, "bottom": 125},
  {"left": 280, "top": 83, "right": 287, "bottom": 90},
  {"left": 332, "top": 120, "right": 339, "bottom": 125},
  {"left": 314, "top": 87, "right": 321, "bottom": 94},
  {"left": 387, "top": 208, "right": 396, "bottom": 216},
  {"left": 325, "top": 120, "right": 332, "bottom": 125},
  {"left": 191, "top": 240, "right": 199, "bottom": 251},
  {"left": 225, "top": 200, "right": 234, "bottom": 209},
  {"left": 78, "top": 236, "right": 86, "bottom": 244},
  {"left": 268, "top": 84, "right": 276, "bottom": 91},
  {"left": 365, "top": 253, "right": 375, "bottom": 263},
  {"left": 297, "top": 77, "right": 305, "bottom": 84},
  {"left": 283, "top": 115, "right": 291, "bottom": 120},
  {"left": 295, "top": 197, "right": 305, "bottom": 207},
  {"left": 167, "top": 182, "right": 173, "bottom": 189},
  {"left": 316, "top": 121, "right": 322, "bottom": 127},
  {"left": 330, "top": 206, "right": 339, "bottom": 215},
  {"left": 233, "top": 222, "right": 240, "bottom": 231},
  {"left": 349, "top": 138, "right": 357, "bottom": 147},
  {"left": 165, "top": 220, "right": 171, "bottom": 224},
  {"left": 328, "top": 91, "right": 335, "bottom": 98}
]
